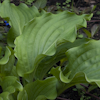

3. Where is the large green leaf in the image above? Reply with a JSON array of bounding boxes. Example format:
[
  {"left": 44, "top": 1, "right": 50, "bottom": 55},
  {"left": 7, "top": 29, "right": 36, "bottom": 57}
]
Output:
[
  {"left": 60, "top": 40, "right": 100, "bottom": 87},
  {"left": 34, "top": 38, "right": 90, "bottom": 80},
  {"left": 14, "top": 10, "right": 92, "bottom": 79},
  {"left": 50, "top": 40, "right": 100, "bottom": 96},
  {"left": 17, "top": 77, "right": 57, "bottom": 100},
  {"left": 0, "top": 0, "right": 40, "bottom": 47},
  {"left": 50, "top": 66, "right": 89, "bottom": 96}
]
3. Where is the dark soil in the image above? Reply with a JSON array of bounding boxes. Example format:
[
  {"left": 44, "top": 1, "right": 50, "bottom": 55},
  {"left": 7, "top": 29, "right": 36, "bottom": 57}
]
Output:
[
  {"left": 56, "top": 86, "right": 100, "bottom": 100},
  {"left": 56, "top": 86, "right": 81, "bottom": 100}
]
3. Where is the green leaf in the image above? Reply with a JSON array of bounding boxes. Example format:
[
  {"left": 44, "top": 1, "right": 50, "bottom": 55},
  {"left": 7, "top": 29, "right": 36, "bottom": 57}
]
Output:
[
  {"left": 10, "top": 66, "right": 19, "bottom": 78},
  {"left": 1, "top": 76, "right": 23, "bottom": 91},
  {"left": 0, "top": 46, "right": 2, "bottom": 55},
  {"left": 14, "top": 10, "right": 92, "bottom": 80},
  {"left": 50, "top": 66, "right": 88, "bottom": 96},
  {"left": 0, "top": 47, "right": 11, "bottom": 64},
  {"left": 88, "top": 85, "right": 98, "bottom": 92},
  {"left": 26, "top": 0, "right": 35, "bottom": 4},
  {"left": 82, "top": 28, "right": 91, "bottom": 38},
  {"left": 0, "top": 92, "right": 13, "bottom": 100},
  {"left": 35, "top": 38, "right": 90, "bottom": 80},
  {"left": 17, "top": 77, "right": 57, "bottom": 100},
  {"left": 91, "top": 24, "right": 100, "bottom": 37},
  {"left": 50, "top": 40, "right": 100, "bottom": 95},
  {"left": 96, "top": 11, "right": 100, "bottom": 15},
  {"left": 34, "top": 0, "right": 47, "bottom": 9},
  {"left": 0, "top": 47, "right": 15, "bottom": 76},
  {"left": 75, "top": 83, "right": 88, "bottom": 91},
  {"left": 50, "top": 66, "right": 61, "bottom": 80},
  {"left": 0, "top": 76, "right": 23, "bottom": 100},
  {"left": 61, "top": 40, "right": 100, "bottom": 87},
  {"left": 0, "top": 0, "right": 40, "bottom": 47}
]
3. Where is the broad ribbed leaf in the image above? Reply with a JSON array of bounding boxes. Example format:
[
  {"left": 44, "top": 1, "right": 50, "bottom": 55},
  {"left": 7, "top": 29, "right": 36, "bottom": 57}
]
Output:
[
  {"left": 35, "top": 38, "right": 90, "bottom": 79},
  {"left": 60, "top": 40, "right": 100, "bottom": 87},
  {"left": 17, "top": 77, "right": 57, "bottom": 100},
  {"left": 50, "top": 66, "right": 88, "bottom": 96},
  {"left": 0, "top": 0, "right": 40, "bottom": 46},
  {"left": 50, "top": 40, "right": 100, "bottom": 96},
  {"left": 15, "top": 11, "right": 92, "bottom": 78}
]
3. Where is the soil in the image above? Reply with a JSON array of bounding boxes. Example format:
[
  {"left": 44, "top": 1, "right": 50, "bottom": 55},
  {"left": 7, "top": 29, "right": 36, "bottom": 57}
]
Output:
[{"left": 56, "top": 86, "right": 100, "bottom": 100}]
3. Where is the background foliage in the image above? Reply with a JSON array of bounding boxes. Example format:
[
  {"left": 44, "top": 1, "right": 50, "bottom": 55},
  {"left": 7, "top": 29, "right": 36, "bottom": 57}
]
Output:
[{"left": 0, "top": 0, "right": 100, "bottom": 100}]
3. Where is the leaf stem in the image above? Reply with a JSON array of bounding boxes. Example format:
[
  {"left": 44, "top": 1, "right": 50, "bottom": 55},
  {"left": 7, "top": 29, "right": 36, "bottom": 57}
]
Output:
[{"left": 80, "top": 83, "right": 88, "bottom": 88}]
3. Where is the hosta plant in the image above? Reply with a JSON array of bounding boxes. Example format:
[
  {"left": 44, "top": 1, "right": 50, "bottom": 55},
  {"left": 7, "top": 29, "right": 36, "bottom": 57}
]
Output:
[{"left": 0, "top": 0, "right": 100, "bottom": 100}]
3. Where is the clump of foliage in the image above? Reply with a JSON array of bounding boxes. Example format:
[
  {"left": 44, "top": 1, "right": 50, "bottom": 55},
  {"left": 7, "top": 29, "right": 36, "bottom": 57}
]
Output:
[
  {"left": 56, "top": 0, "right": 71, "bottom": 10},
  {"left": 0, "top": 0, "right": 100, "bottom": 100}
]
